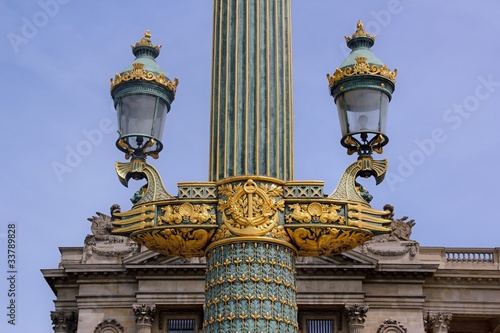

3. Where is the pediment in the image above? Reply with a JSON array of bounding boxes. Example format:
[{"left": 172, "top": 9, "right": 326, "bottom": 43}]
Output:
[
  {"left": 122, "top": 248, "right": 377, "bottom": 267},
  {"left": 297, "top": 249, "right": 378, "bottom": 266},
  {"left": 122, "top": 249, "right": 205, "bottom": 265}
]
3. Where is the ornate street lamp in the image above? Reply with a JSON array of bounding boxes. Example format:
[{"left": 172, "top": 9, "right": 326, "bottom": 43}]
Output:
[
  {"left": 110, "top": 17, "right": 395, "bottom": 333},
  {"left": 111, "top": 30, "right": 178, "bottom": 162},
  {"left": 110, "top": 31, "right": 178, "bottom": 191},
  {"left": 328, "top": 21, "right": 397, "bottom": 177}
]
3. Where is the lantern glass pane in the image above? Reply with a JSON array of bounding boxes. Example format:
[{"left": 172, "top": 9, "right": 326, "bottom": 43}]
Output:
[
  {"left": 152, "top": 98, "right": 167, "bottom": 141},
  {"left": 119, "top": 94, "right": 157, "bottom": 138},
  {"left": 336, "top": 89, "right": 388, "bottom": 136}
]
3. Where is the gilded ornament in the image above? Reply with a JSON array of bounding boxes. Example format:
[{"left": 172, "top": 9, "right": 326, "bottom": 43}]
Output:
[
  {"left": 159, "top": 203, "right": 215, "bottom": 225},
  {"left": 115, "top": 160, "right": 173, "bottom": 205},
  {"left": 286, "top": 203, "right": 311, "bottom": 223},
  {"left": 286, "top": 227, "right": 372, "bottom": 256},
  {"left": 346, "top": 202, "right": 391, "bottom": 232},
  {"left": 327, "top": 56, "right": 397, "bottom": 87},
  {"left": 133, "top": 30, "right": 162, "bottom": 51},
  {"left": 110, "top": 62, "right": 179, "bottom": 92},
  {"left": 285, "top": 202, "right": 345, "bottom": 224},
  {"left": 329, "top": 159, "right": 388, "bottom": 204},
  {"left": 307, "top": 202, "right": 323, "bottom": 216},
  {"left": 211, "top": 225, "right": 232, "bottom": 242},
  {"left": 111, "top": 204, "right": 155, "bottom": 233},
  {"left": 218, "top": 179, "right": 285, "bottom": 236},
  {"left": 319, "top": 204, "right": 345, "bottom": 224},
  {"left": 268, "top": 225, "right": 291, "bottom": 242},
  {"left": 345, "top": 21, "right": 375, "bottom": 42},
  {"left": 131, "top": 227, "right": 215, "bottom": 257}
]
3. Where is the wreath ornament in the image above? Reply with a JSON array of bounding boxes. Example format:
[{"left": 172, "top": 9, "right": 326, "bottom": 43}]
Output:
[{"left": 218, "top": 179, "right": 285, "bottom": 236}]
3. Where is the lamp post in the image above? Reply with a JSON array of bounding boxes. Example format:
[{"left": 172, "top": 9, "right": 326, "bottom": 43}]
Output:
[{"left": 110, "top": 5, "right": 396, "bottom": 332}]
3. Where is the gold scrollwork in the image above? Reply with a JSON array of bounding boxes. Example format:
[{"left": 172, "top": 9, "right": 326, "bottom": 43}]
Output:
[
  {"left": 285, "top": 203, "right": 345, "bottom": 224},
  {"left": 158, "top": 203, "right": 216, "bottom": 225},
  {"left": 110, "top": 62, "right": 179, "bottom": 92},
  {"left": 131, "top": 228, "right": 215, "bottom": 257},
  {"left": 218, "top": 179, "right": 284, "bottom": 236},
  {"left": 327, "top": 56, "right": 397, "bottom": 87},
  {"left": 286, "top": 227, "right": 371, "bottom": 256}
]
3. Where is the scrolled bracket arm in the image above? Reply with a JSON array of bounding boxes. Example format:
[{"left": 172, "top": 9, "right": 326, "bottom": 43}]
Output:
[
  {"left": 115, "top": 160, "right": 173, "bottom": 205},
  {"left": 329, "top": 158, "right": 388, "bottom": 204}
]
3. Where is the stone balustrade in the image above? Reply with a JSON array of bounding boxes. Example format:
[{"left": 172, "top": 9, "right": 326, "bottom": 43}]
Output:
[{"left": 420, "top": 247, "right": 500, "bottom": 269}]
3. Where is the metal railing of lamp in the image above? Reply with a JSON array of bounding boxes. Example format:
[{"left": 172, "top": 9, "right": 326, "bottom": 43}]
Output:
[
  {"left": 328, "top": 21, "right": 397, "bottom": 182},
  {"left": 110, "top": 31, "right": 178, "bottom": 188}
]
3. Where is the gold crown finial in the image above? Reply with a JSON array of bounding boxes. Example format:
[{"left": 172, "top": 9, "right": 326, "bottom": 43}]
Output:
[
  {"left": 345, "top": 20, "right": 375, "bottom": 42},
  {"left": 132, "top": 30, "right": 162, "bottom": 52}
]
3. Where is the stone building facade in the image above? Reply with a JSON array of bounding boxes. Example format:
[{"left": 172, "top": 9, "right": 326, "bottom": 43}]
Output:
[{"left": 42, "top": 206, "right": 500, "bottom": 333}]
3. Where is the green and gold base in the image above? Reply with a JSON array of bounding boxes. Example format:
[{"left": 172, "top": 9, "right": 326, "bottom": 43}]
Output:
[{"left": 112, "top": 160, "right": 392, "bottom": 333}]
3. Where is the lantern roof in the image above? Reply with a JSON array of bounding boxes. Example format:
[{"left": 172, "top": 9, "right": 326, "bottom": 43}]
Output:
[
  {"left": 327, "top": 21, "right": 397, "bottom": 90},
  {"left": 110, "top": 30, "right": 178, "bottom": 96}
]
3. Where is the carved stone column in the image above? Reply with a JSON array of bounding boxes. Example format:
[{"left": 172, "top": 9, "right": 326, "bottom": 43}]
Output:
[
  {"left": 344, "top": 304, "right": 368, "bottom": 333},
  {"left": 50, "top": 310, "right": 77, "bottom": 333},
  {"left": 133, "top": 304, "right": 156, "bottom": 333},
  {"left": 427, "top": 312, "right": 452, "bottom": 333}
]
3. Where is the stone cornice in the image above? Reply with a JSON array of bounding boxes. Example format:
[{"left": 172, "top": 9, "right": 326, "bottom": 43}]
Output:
[{"left": 426, "top": 275, "right": 500, "bottom": 286}]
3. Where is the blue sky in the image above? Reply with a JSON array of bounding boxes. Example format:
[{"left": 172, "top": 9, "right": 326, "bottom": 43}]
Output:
[{"left": 1, "top": 0, "right": 500, "bottom": 331}]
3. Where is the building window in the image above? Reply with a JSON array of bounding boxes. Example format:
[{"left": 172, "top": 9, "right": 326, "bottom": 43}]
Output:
[
  {"left": 160, "top": 311, "right": 202, "bottom": 333},
  {"left": 299, "top": 312, "right": 340, "bottom": 333},
  {"left": 306, "top": 319, "right": 334, "bottom": 333},
  {"left": 167, "top": 319, "right": 195, "bottom": 333}
]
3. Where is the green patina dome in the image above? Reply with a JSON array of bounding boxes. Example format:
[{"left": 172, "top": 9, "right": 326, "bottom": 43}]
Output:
[
  {"left": 122, "top": 30, "right": 165, "bottom": 75},
  {"left": 339, "top": 21, "right": 384, "bottom": 69},
  {"left": 110, "top": 30, "right": 178, "bottom": 104},
  {"left": 328, "top": 21, "right": 397, "bottom": 100}
]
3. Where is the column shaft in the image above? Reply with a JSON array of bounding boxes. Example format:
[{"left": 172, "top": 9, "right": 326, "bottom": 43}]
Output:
[
  {"left": 209, "top": 0, "right": 294, "bottom": 181},
  {"left": 203, "top": 241, "right": 297, "bottom": 333}
]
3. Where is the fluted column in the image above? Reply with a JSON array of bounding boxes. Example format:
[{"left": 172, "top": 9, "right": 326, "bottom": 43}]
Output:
[
  {"left": 344, "top": 304, "right": 368, "bottom": 333},
  {"left": 50, "top": 311, "right": 77, "bottom": 333},
  {"left": 209, "top": 0, "right": 294, "bottom": 181},
  {"left": 133, "top": 304, "right": 156, "bottom": 333}
]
